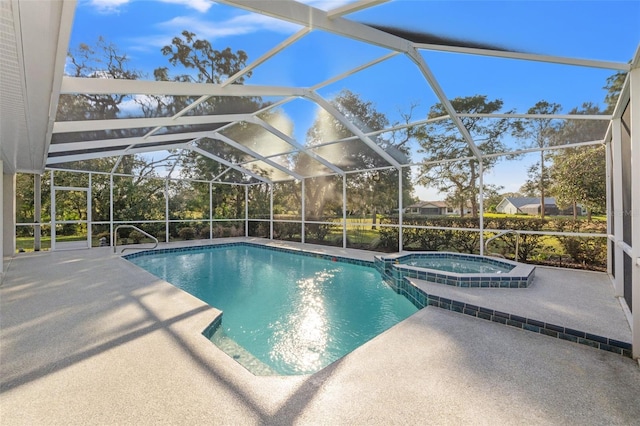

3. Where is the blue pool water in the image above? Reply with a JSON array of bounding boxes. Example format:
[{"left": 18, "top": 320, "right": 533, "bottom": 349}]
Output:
[
  {"left": 404, "top": 257, "right": 513, "bottom": 274},
  {"left": 128, "top": 244, "right": 417, "bottom": 375}
]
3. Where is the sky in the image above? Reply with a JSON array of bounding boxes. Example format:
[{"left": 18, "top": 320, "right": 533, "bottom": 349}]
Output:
[{"left": 67, "top": 0, "right": 640, "bottom": 199}]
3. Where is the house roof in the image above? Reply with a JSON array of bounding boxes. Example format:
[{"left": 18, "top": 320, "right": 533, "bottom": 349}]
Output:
[{"left": 503, "top": 197, "right": 558, "bottom": 208}]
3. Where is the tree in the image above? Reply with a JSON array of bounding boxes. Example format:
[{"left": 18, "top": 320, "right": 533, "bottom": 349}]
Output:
[
  {"left": 153, "top": 31, "right": 265, "bottom": 218},
  {"left": 519, "top": 162, "right": 551, "bottom": 199},
  {"left": 548, "top": 103, "right": 608, "bottom": 220},
  {"left": 553, "top": 102, "right": 608, "bottom": 145},
  {"left": 416, "top": 95, "right": 512, "bottom": 217},
  {"left": 512, "top": 101, "right": 562, "bottom": 218},
  {"left": 550, "top": 145, "right": 605, "bottom": 220},
  {"left": 157, "top": 31, "right": 250, "bottom": 84},
  {"left": 604, "top": 72, "right": 625, "bottom": 114},
  {"left": 481, "top": 184, "right": 506, "bottom": 213},
  {"left": 54, "top": 39, "right": 171, "bottom": 236},
  {"left": 298, "top": 89, "right": 413, "bottom": 222},
  {"left": 153, "top": 30, "right": 258, "bottom": 118},
  {"left": 61, "top": 37, "right": 144, "bottom": 121}
]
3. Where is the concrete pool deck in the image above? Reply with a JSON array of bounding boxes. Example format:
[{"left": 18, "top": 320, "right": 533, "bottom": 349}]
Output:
[{"left": 1, "top": 238, "right": 639, "bottom": 425}]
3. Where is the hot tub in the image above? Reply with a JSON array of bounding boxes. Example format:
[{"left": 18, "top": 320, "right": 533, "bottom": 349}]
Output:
[{"left": 375, "top": 252, "right": 536, "bottom": 289}]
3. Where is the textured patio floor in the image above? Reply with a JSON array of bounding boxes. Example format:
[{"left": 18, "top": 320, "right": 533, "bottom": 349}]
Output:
[{"left": 1, "top": 238, "right": 639, "bottom": 425}]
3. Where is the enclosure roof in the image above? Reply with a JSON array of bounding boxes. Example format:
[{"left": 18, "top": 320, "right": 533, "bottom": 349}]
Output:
[{"left": 1, "top": 0, "right": 639, "bottom": 181}]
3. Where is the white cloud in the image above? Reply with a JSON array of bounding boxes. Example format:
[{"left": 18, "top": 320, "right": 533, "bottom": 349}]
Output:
[
  {"left": 87, "top": 0, "right": 212, "bottom": 14},
  {"left": 299, "top": 0, "right": 355, "bottom": 11},
  {"left": 157, "top": 13, "right": 301, "bottom": 38},
  {"left": 104, "top": 2, "right": 346, "bottom": 55},
  {"left": 88, "top": 0, "right": 130, "bottom": 14},
  {"left": 127, "top": 34, "right": 174, "bottom": 52},
  {"left": 157, "top": 0, "right": 213, "bottom": 13},
  {"left": 123, "top": 7, "right": 302, "bottom": 56}
]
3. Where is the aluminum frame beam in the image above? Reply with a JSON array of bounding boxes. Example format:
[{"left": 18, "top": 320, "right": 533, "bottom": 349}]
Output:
[
  {"left": 52, "top": 114, "right": 252, "bottom": 134},
  {"left": 219, "top": 1, "right": 481, "bottom": 159},
  {"left": 188, "top": 145, "right": 272, "bottom": 184},
  {"left": 405, "top": 47, "right": 483, "bottom": 159},
  {"left": 46, "top": 141, "right": 190, "bottom": 165},
  {"left": 415, "top": 43, "right": 630, "bottom": 71},
  {"left": 209, "top": 132, "right": 304, "bottom": 181},
  {"left": 60, "top": 77, "right": 306, "bottom": 97},
  {"left": 248, "top": 116, "right": 345, "bottom": 176},
  {"left": 48, "top": 131, "right": 214, "bottom": 153},
  {"left": 223, "top": 28, "right": 311, "bottom": 87},
  {"left": 306, "top": 92, "right": 402, "bottom": 169},
  {"left": 327, "top": 0, "right": 389, "bottom": 18},
  {"left": 456, "top": 113, "right": 612, "bottom": 121},
  {"left": 217, "top": 1, "right": 412, "bottom": 52}
]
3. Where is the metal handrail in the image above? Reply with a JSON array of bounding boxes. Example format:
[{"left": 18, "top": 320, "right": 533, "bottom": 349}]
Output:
[
  {"left": 485, "top": 229, "right": 519, "bottom": 262},
  {"left": 114, "top": 225, "right": 158, "bottom": 254}
]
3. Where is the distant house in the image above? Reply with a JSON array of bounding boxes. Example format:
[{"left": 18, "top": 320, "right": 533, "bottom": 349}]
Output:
[
  {"left": 495, "top": 197, "right": 580, "bottom": 216},
  {"left": 405, "top": 201, "right": 471, "bottom": 216}
]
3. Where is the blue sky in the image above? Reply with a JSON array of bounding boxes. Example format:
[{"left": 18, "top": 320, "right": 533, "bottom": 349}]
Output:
[{"left": 69, "top": 0, "right": 640, "bottom": 198}]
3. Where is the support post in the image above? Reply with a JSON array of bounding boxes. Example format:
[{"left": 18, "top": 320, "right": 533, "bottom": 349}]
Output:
[
  {"left": 109, "top": 173, "right": 114, "bottom": 247},
  {"left": 4, "top": 172, "right": 16, "bottom": 256},
  {"left": 34, "top": 174, "right": 41, "bottom": 251},
  {"left": 629, "top": 66, "right": 640, "bottom": 360},
  {"left": 245, "top": 185, "right": 250, "bottom": 238},
  {"left": 479, "top": 159, "right": 485, "bottom": 256},
  {"left": 165, "top": 179, "right": 169, "bottom": 243},
  {"left": 1, "top": 163, "right": 16, "bottom": 264},
  {"left": 50, "top": 171, "right": 56, "bottom": 251},
  {"left": 343, "top": 175, "right": 347, "bottom": 249},
  {"left": 605, "top": 138, "right": 613, "bottom": 276},
  {"left": 0, "top": 161, "right": 3, "bottom": 269},
  {"left": 611, "top": 119, "right": 624, "bottom": 297},
  {"left": 87, "top": 173, "right": 92, "bottom": 247},
  {"left": 269, "top": 184, "right": 274, "bottom": 240},
  {"left": 398, "top": 169, "right": 403, "bottom": 252},
  {"left": 301, "top": 179, "right": 306, "bottom": 244},
  {"left": 209, "top": 182, "right": 213, "bottom": 239}
]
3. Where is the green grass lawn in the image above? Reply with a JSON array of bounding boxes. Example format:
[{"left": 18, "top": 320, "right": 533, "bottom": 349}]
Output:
[{"left": 16, "top": 235, "right": 88, "bottom": 252}]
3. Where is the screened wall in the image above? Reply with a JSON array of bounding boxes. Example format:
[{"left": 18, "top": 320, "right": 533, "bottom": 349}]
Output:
[{"left": 2, "top": 0, "right": 639, "bottom": 358}]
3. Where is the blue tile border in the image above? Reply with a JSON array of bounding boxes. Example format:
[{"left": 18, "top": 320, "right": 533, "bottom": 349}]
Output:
[
  {"left": 202, "top": 313, "right": 223, "bottom": 339},
  {"left": 396, "top": 277, "right": 632, "bottom": 358},
  {"left": 124, "top": 242, "right": 631, "bottom": 359},
  {"left": 375, "top": 252, "right": 535, "bottom": 289},
  {"left": 123, "top": 241, "right": 375, "bottom": 269}
]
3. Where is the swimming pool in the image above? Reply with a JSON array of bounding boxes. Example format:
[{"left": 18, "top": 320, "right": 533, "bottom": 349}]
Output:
[{"left": 126, "top": 243, "right": 417, "bottom": 375}]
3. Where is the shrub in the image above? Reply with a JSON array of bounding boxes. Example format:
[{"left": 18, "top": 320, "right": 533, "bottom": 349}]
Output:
[
  {"left": 306, "top": 223, "right": 331, "bottom": 242},
  {"left": 199, "top": 227, "right": 211, "bottom": 239},
  {"left": 95, "top": 232, "right": 110, "bottom": 240},
  {"left": 210, "top": 225, "right": 220, "bottom": 238},
  {"left": 129, "top": 230, "right": 144, "bottom": 244},
  {"left": 377, "top": 219, "right": 399, "bottom": 251},
  {"left": 178, "top": 227, "right": 196, "bottom": 240},
  {"left": 273, "top": 222, "right": 299, "bottom": 240},
  {"left": 403, "top": 227, "right": 449, "bottom": 251}
]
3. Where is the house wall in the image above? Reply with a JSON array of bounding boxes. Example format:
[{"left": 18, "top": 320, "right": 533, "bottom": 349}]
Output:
[
  {"left": 420, "top": 207, "right": 441, "bottom": 215},
  {"left": 501, "top": 204, "right": 518, "bottom": 215}
]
